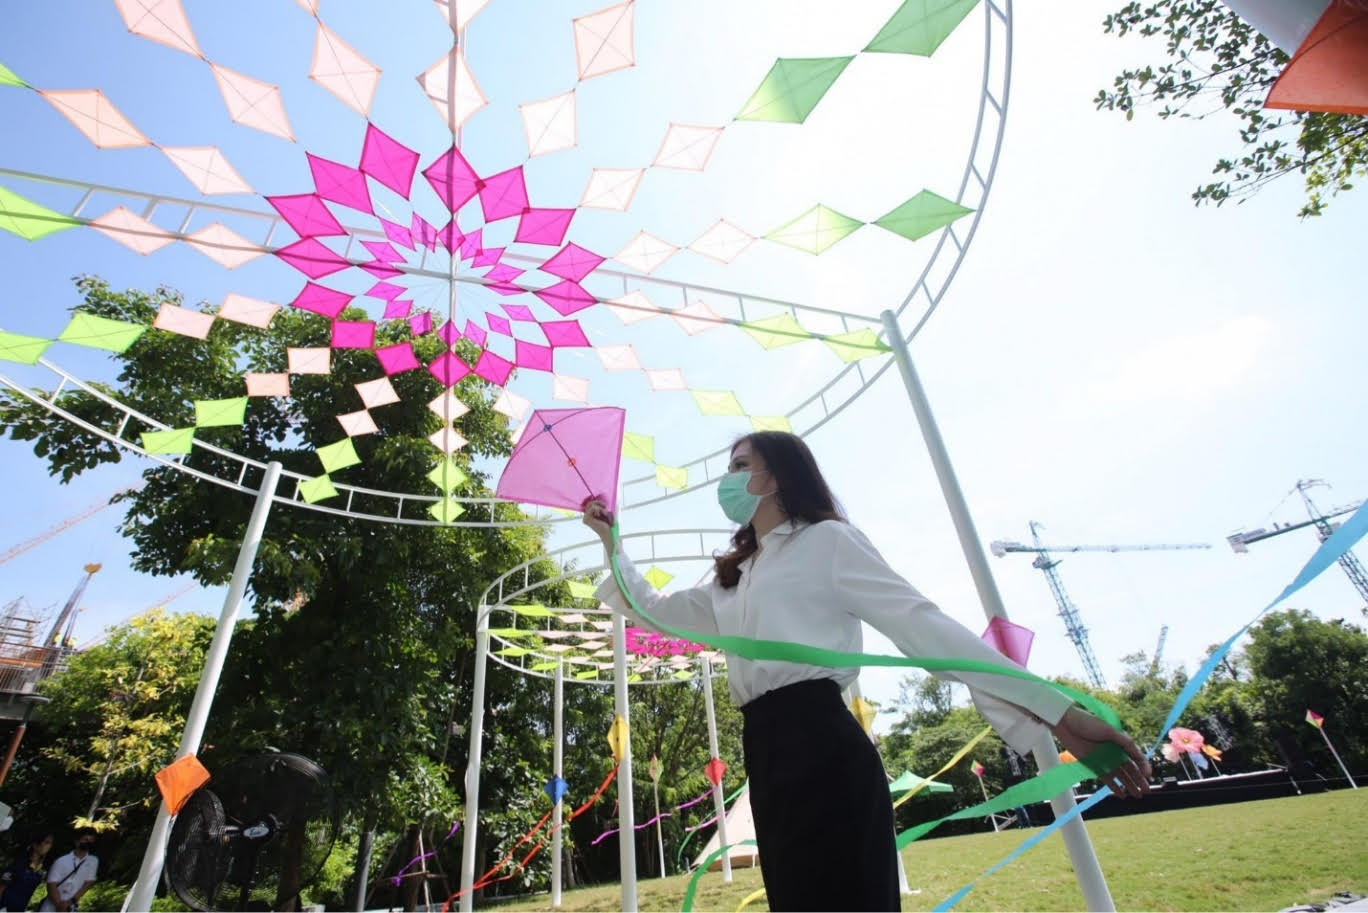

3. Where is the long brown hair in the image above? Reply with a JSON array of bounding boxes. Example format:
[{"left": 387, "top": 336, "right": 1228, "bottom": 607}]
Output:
[{"left": 713, "top": 432, "right": 845, "bottom": 588}]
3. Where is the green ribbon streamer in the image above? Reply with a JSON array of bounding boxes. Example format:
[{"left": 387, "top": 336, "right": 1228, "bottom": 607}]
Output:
[
  {"left": 680, "top": 745, "right": 1123, "bottom": 912},
  {"left": 607, "top": 524, "right": 1121, "bottom": 729},
  {"left": 606, "top": 523, "right": 1130, "bottom": 911}
]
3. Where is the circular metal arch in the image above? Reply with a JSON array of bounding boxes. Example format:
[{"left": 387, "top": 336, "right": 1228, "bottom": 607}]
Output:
[
  {"left": 0, "top": 0, "right": 1012, "bottom": 528},
  {"left": 476, "top": 529, "right": 733, "bottom": 686}
]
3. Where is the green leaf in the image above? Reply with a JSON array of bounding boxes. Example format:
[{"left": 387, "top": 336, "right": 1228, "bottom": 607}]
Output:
[{"left": 736, "top": 57, "right": 855, "bottom": 123}]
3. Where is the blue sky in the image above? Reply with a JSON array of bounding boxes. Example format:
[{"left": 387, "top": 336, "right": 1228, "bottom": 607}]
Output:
[{"left": 1, "top": 1, "right": 1365, "bottom": 738}]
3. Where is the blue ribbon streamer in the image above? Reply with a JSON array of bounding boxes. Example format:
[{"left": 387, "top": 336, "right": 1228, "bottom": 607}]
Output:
[{"left": 933, "top": 500, "right": 1368, "bottom": 911}]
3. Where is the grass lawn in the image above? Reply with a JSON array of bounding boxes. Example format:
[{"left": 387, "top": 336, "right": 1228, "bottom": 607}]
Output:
[{"left": 484, "top": 788, "right": 1368, "bottom": 912}]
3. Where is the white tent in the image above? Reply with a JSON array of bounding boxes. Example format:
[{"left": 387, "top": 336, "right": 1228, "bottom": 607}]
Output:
[{"left": 693, "top": 786, "right": 759, "bottom": 872}]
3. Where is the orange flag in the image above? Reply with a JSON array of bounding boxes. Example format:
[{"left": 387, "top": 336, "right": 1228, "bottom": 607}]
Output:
[{"left": 154, "top": 754, "right": 210, "bottom": 815}]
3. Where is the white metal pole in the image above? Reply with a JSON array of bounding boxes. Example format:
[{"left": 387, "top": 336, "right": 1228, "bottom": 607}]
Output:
[
  {"left": 458, "top": 609, "right": 492, "bottom": 913},
  {"left": 125, "top": 461, "right": 282, "bottom": 913},
  {"left": 880, "top": 310, "right": 1117, "bottom": 912},
  {"left": 976, "top": 777, "right": 1000, "bottom": 832},
  {"left": 612, "top": 613, "right": 639, "bottom": 911},
  {"left": 653, "top": 780, "right": 666, "bottom": 878},
  {"left": 551, "top": 661, "right": 565, "bottom": 907},
  {"left": 1319, "top": 727, "right": 1359, "bottom": 789},
  {"left": 700, "top": 656, "right": 732, "bottom": 883}
]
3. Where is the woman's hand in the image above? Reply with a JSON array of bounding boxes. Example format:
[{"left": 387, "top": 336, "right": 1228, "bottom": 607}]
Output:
[
  {"left": 1050, "top": 706, "right": 1153, "bottom": 798},
  {"left": 581, "top": 496, "right": 614, "bottom": 547}
]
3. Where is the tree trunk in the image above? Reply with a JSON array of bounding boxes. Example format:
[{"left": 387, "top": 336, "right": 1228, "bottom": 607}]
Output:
[
  {"left": 400, "top": 823, "right": 422, "bottom": 912},
  {"left": 352, "top": 809, "right": 378, "bottom": 912}
]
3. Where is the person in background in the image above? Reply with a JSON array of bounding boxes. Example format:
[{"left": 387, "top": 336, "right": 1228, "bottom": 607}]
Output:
[
  {"left": 0, "top": 831, "right": 53, "bottom": 912},
  {"left": 37, "top": 829, "right": 97, "bottom": 913}
]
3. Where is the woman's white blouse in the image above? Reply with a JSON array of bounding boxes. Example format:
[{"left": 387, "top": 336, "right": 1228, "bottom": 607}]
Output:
[{"left": 594, "top": 518, "right": 1074, "bottom": 755}]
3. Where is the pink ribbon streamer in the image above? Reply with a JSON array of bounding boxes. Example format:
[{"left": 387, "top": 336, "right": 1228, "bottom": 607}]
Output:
[
  {"left": 391, "top": 821, "right": 461, "bottom": 886},
  {"left": 591, "top": 812, "right": 673, "bottom": 846}
]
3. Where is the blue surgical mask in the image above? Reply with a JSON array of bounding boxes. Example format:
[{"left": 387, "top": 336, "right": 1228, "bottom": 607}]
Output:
[{"left": 717, "top": 471, "right": 773, "bottom": 526}]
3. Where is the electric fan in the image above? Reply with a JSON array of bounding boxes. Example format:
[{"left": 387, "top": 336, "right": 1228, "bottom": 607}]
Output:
[{"left": 165, "top": 752, "right": 340, "bottom": 912}]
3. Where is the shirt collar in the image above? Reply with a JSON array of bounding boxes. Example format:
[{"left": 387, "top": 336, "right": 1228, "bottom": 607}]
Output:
[{"left": 758, "top": 519, "right": 803, "bottom": 547}]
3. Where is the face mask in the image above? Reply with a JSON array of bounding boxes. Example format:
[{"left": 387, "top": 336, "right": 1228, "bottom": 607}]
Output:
[{"left": 717, "top": 471, "right": 773, "bottom": 526}]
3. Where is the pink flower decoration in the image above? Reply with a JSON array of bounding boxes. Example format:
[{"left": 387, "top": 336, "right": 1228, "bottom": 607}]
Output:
[
  {"left": 1160, "top": 742, "right": 1182, "bottom": 764},
  {"left": 1168, "top": 727, "right": 1205, "bottom": 754}
]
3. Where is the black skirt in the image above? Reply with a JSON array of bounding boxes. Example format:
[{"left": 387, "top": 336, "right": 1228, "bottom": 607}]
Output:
[{"left": 742, "top": 678, "right": 901, "bottom": 912}]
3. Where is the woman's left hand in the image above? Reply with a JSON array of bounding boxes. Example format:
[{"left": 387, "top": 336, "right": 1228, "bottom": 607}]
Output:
[{"left": 1050, "top": 706, "right": 1153, "bottom": 798}]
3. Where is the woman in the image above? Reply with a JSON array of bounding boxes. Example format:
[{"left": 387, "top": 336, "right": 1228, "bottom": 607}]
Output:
[
  {"left": 0, "top": 831, "right": 53, "bottom": 912},
  {"left": 583, "top": 431, "right": 1151, "bottom": 912}
]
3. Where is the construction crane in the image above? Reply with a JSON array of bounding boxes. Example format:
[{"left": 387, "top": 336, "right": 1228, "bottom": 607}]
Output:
[
  {"left": 1228, "top": 479, "right": 1368, "bottom": 610},
  {"left": 1149, "top": 625, "right": 1169, "bottom": 676},
  {"left": 0, "top": 487, "right": 137, "bottom": 567},
  {"left": 990, "top": 523, "right": 1211, "bottom": 689},
  {"left": 76, "top": 581, "right": 198, "bottom": 651}
]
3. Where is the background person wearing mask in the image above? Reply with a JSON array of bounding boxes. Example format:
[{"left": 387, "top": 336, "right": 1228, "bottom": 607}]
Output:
[{"left": 38, "top": 830, "right": 97, "bottom": 912}]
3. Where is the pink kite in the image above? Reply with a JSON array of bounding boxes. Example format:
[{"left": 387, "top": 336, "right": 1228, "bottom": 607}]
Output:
[
  {"left": 383, "top": 299, "right": 413, "bottom": 319},
  {"left": 495, "top": 407, "right": 626, "bottom": 512},
  {"left": 360, "top": 124, "right": 419, "bottom": 196},
  {"left": 980, "top": 616, "right": 1033, "bottom": 667},
  {"left": 375, "top": 341, "right": 421, "bottom": 375},
  {"left": 292, "top": 282, "right": 351, "bottom": 318},
  {"left": 307, "top": 153, "right": 373, "bottom": 214},
  {"left": 276, "top": 238, "right": 349, "bottom": 279},
  {"left": 380, "top": 218, "right": 415, "bottom": 250}
]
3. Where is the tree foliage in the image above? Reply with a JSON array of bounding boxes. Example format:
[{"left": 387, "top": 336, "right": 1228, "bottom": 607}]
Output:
[
  {"left": 0, "top": 277, "right": 581, "bottom": 894},
  {"left": 1096, "top": 0, "right": 1368, "bottom": 216},
  {"left": 880, "top": 610, "right": 1367, "bottom": 833}
]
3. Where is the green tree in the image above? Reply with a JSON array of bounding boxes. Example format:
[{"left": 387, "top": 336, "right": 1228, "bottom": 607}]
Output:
[
  {"left": 1240, "top": 609, "right": 1368, "bottom": 777},
  {"left": 0, "top": 277, "right": 573, "bottom": 898},
  {"left": 1096, "top": 0, "right": 1368, "bottom": 216},
  {"left": 11, "top": 610, "right": 213, "bottom": 834}
]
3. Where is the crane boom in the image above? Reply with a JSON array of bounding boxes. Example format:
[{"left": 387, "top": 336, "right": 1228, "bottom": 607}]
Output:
[
  {"left": 991, "top": 540, "right": 1210, "bottom": 556},
  {"left": 992, "top": 523, "right": 1208, "bottom": 690},
  {"left": 0, "top": 487, "right": 137, "bottom": 567},
  {"left": 1229, "top": 481, "right": 1368, "bottom": 611}
]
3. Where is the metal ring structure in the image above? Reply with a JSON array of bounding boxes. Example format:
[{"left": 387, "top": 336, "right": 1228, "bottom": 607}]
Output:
[
  {"left": 479, "top": 529, "right": 734, "bottom": 686},
  {"left": 0, "top": 0, "right": 1012, "bottom": 528}
]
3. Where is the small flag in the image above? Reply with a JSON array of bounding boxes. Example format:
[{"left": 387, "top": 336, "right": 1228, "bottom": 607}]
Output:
[
  {"left": 607, "top": 714, "right": 628, "bottom": 763},
  {"left": 647, "top": 755, "right": 662, "bottom": 784},
  {"left": 970, "top": 760, "right": 985, "bottom": 778},
  {"left": 1306, "top": 709, "right": 1325, "bottom": 729},
  {"left": 705, "top": 757, "right": 727, "bottom": 786}
]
